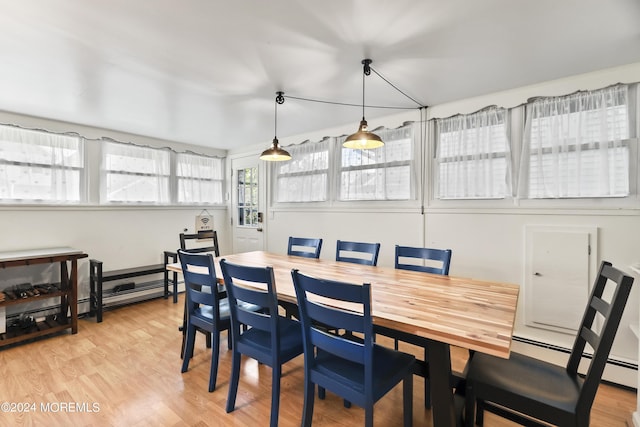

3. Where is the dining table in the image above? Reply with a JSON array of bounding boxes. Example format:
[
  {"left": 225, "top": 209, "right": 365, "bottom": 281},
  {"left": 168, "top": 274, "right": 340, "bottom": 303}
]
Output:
[{"left": 167, "top": 250, "right": 519, "bottom": 427}]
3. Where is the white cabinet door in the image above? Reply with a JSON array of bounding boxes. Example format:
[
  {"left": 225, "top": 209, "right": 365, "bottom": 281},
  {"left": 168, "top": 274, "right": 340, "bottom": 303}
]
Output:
[{"left": 524, "top": 226, "right": 596, "bottom": 333}]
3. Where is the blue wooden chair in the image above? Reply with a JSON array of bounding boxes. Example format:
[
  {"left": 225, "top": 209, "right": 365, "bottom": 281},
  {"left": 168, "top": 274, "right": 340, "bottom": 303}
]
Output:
[
  {"left": 219, "top": 259, "right": 304, "bottom": 427},
  {"left": 178, "top": 250, "right": 230, "bottom": 392},
  {"left": 284, "top": 236, "right": 323, "bottom": 319},
  {"left": 464, "top": 261, "right": 634, "bottom": 427},
  {"left": 288, "top": 237, "right": 323, "bottom": 258},
  {"left": 392, "top": 245, "right": 453, "bottom": 408},
  {"left": 291, "top": 269, "right": 415, "bottom": 427},
  {"left": 336, "top": 240, "right": 381, "bottom": 266}
]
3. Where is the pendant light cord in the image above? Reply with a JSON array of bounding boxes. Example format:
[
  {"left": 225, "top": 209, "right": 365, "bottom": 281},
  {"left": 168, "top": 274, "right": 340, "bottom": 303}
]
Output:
[
  {"left": 361, "top": 63, "right": 366, "bottom": 119},
  {"left": 275, "top": 91, "right": 284, "bottom": 139},
  {"left": 281, "top": 59, "right": 425, "bottom": 111}
]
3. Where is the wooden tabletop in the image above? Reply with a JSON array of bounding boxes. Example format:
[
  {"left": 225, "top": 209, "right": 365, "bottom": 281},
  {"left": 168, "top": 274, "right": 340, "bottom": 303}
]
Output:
[
  {"left": 168, "top": 250, "right": 519, "bottom": 359},
  {"left": 0, "top": 247, "right": 85, "bottom": 262}
]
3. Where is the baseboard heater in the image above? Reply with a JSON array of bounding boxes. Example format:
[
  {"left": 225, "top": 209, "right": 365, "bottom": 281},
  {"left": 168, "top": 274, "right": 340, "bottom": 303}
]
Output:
[{"left": 513, "top": 335, "right": 637, "bottom": 371}]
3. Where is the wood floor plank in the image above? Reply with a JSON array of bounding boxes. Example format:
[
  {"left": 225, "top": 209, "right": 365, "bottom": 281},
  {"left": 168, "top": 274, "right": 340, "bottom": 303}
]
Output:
[{"left": 0, "top": 295, "right": 634, "bottom": 426}]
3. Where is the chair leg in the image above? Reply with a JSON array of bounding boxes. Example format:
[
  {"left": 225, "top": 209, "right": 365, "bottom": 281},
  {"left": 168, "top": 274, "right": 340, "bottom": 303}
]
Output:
[
  {"left": 270, "top": 365, "right": 281, "bottom": 427},
  {"left": 475, "top": 399, "right": 485, "bottom": 426},
  {"left": 403, "top": 373, "right": 413, "bottom": 427},
  {"left": 209, "top": 331, "right": 220, "bottom": 392},
  {"left": 181, "top": 325, "right": 196, "bottom": 372},
  {"left": 464, "top": 381, "right": 475, "bottom": 427},
  {"left": 206, "top": 331, "right": 212, "bottom": 349},
  {"left": 365, "top": 403, "right": 374, "bottom": 427},
  {"left": 180, "top": 328, "right": 187, "bottom": 359},
  {"left": 226, "top": 350, "right": 241, "bottom": 413},
  {"left": 226, "top": 329, "right": 232, "bottom": 350},
  {"left": 424, "top": 347, "right": 431, "bottom": 409},
  {"left": 172, "top": 272, "right": 178, "bottom": 304},
  {"left": 318, "top": 386, "right": 325, "bottom": 400},
  {"left": 301, "top": 379, "right": 315, "bottom": 427}
]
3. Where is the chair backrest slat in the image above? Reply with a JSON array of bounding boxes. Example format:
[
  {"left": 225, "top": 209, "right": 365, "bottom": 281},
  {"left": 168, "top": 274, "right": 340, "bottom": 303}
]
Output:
[
  {"left": 311, "top": 328, "right": 366, "bottom": 365},
  {"left": 395, "top": 245, "right": 452, "bottom": 275},
  {"left": 180, "top": 230, "right": 220, "bottom": 257},
  {"left": 590, "top": 295, "right": 610, "bottom": 317},
  {"left": 579, "top": 326, "right": 601, "bottom": 352},
  {"left": 288, "top": 237, "right": 323, "bottom": 259},
  {"left": 307, "top": 300, "right": 365, "bottom": 334},
  {"left": 336, "top": 240, "right": 380, "bottom": 266}
]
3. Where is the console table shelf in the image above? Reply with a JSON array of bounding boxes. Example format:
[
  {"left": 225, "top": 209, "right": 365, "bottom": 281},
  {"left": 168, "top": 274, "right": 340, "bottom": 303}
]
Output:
[{"left": 0, "top": 247, "right": 87, "bottom": 349}]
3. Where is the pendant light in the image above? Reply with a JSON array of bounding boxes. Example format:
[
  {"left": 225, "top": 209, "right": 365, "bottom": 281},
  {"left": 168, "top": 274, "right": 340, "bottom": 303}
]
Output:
[
  {"left": 343, "top": 59, "right": 384, "bottom": 149},
  {"left": 260, "top": 91, "right": 292, "bottom": 161}
]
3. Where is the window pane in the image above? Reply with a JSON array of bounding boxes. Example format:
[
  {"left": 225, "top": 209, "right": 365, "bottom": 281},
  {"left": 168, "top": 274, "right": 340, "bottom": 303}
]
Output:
[
  {"left": 0, "top": 164, "right": 81, "bottom": 201},
  {"left": 275, "top": 139, "right": 329, "bottom": 203},
  {"left": 106, "top": 175, "right": 170, "bottom": 203},
  {"left": 436, "top": 107, "right": 510, "bottom": 199},
  {"left": 339, "top": 125, "right": 414, "bottom": 201},
  {"left": 102, "top": 142, "right": 170, "bottom": 203},
  {"left": 237, "top": 167, "right": 258, "bottom": 227},
  {"left": 177, "top": 152, "right": 224, "bottom": 204},
  {"left": 0, "top": 125, "right": 84, "bottom": 203},
  {"left": 524, "top": 84, "right": 630, "bottom": 198}
]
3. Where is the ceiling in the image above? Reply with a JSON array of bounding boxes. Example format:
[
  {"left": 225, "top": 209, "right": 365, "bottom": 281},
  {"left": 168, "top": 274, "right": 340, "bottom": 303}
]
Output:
[{"left": 1, "top": 0, "right": 640, "bottom": 151}]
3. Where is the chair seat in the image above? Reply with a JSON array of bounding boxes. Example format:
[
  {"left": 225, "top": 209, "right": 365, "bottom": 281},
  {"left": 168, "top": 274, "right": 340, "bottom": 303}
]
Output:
[
  {"left": 237, "top": 317, "right": 304, "bottom": 363},
  {"left": 193, "top": 299, "right": 260, "bottom": 324},
  {"left": 195, "top": 298, "right": 230, "bottom": 320},
  {"left": 315, "top": 343, "right": 415, "bottom": 402},
  {"left": 468, "top": 352, "right": 583, "bottom": 417}
]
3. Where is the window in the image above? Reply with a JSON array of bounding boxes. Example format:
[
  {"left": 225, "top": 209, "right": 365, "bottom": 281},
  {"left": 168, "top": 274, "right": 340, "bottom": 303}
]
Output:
[
  {"left": 435, "top": 107, "right": 511, "bottom": 199},
  {"left": 274, "top": 138, "right": 329, "bottom": 202},
  {"left": 101, "top": 141, "right": 170, "bottom": 203},
  {"left": 0, "top": 125, "right": 84, "bottom": 203},
  {"left": 176, "top": 152, "right": 224, "bottom": 204},
  {"left": 237, "top": 167, "right": 259, "bottom": 226},
  {"left": 339, "top": 124, "right": 415, "bottom": 201},
  {"left": 519, "top": 84, "right": 631, "bottom": 199}
]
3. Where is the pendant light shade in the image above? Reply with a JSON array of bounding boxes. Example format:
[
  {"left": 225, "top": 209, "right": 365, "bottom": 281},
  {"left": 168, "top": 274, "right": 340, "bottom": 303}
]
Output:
[
  {"left": 344, "top": 59, "right": 384, "bottom": 149},
  {"left": 343, "top": 118, "right": 384, "bottom": 149},
  {"left": 260, "top": 91, "right": 291, "bottom": 162},
  {"left": 260, "top": 137, "right": 291, "bottom": 161}
]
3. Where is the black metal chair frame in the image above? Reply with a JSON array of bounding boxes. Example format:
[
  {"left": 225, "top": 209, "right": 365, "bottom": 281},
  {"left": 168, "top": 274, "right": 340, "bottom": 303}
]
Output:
[{"left": 464, "top": 260, "right": 634, "bottom": 427}]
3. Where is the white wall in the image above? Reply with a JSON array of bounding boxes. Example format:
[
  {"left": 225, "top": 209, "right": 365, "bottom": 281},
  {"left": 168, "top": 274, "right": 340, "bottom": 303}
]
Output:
[
  {"left": 0, "top": 111, "right": 230, "bottom": 314},
  {"left": 1, "top": 62, "right": 638, "bottom": 386},
  {"left": 252, "top": 62, "right": 640, "bottom": 385}
]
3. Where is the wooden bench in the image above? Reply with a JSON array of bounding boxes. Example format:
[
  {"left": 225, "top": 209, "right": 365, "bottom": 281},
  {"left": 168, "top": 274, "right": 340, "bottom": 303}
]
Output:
[{"left": 89, "top": 257, "right": 175, "bottom": 323}]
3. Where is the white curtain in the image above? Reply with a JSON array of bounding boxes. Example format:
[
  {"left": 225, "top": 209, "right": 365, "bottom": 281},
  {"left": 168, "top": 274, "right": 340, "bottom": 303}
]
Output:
[
  {"left": 435, "top": 107, "right": 511, "bottom": 199},
  {"left": 101, "top": 141, "right": 170, "bottom": 204},
  {"left": 0, "top": 124, "right": 83, "bottom": 203},
  {"left": 338, "top": 123, "right": 416, "bottom": 201},
  {"left": 176, "top": 152, "right": 224, "bottom": 204},
  {"left": 518, "top": 84, "right": 630, "bottom": 198},
  {"left": 275, "top": 138, "right": 329, "bottom": 202}
]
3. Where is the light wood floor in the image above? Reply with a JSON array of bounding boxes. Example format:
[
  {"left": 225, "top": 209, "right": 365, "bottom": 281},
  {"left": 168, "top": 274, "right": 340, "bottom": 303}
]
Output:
[{"left": 0, "top": 295, "right": 635, "bottom": 426}]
